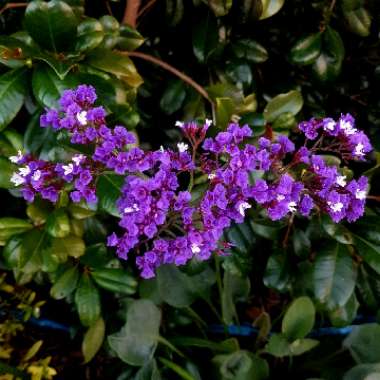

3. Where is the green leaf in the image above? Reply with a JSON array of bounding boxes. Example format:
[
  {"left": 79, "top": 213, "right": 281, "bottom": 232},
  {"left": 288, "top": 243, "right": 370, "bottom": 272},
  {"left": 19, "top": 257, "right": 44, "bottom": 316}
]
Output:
[
  {"left": 24, "top": 112, "right": 54, "bottom": 154},
  {"left": 86, "top": 49, "right": 143, "bottom": 88},
  {"left": 32, "top": 65, "right": 78, "bottom": 108},
  {"left": 97, "top": 174, "right": 124, "bottom": 217},
  {"left": 160, "top": 80, "right": 187, "bottom": 115},
  {"left": 265, "top": 333, "right": 291, "bottom": 357},
  {"left": 289, "top": 33, "right": 322, "bottom": 66},
  {"left": 75, "top": 273, "right": 101, "bottom": 327},
  {"left": 0, "top": 158, "right": 16, "bottom": 188},
  {"left": 134, "top": 359, "right": 162, "bottom": 380},
  {"left": 46, "top": 209, "right": 71, "bottom": 238},
  {"left": 3, "top": 229, "right": 45, "bottom": 272},
  {"left": 312, "top": 27, "right": 345, "bottom": 83},
  {"left": 215, "top": 97, "right": 235, "bottom": 129},
  {"left": 282, "top": 296, "right": 315, "bottom": 340},
  {"left": 0, "top": 68, "right": 28, "bottom": 131},
  {"left": 343, "top": 324, "right": 380, "bottom": 363},
  {"left": 76, "top": 18, "right": 104, "bottom": 52},
  {"left": 313, "top": 243, "right": 357, "bottom": 308},
  {"left": 328, "top": 293, "right": 359, "bottom": 327},
  {"left": 208, "top": 0, "right": 233, "bottom": 17},
  {"left": 82, "top": 317, "right": 105, "bottom": 363},
  {"left": 91, "top": 268, "right": 137, "bottom": 295},
  {"left": 108, "top": 299, "right": 161, "bottom": 366},
  {"left": 344, "top": 8, "right": 371, "bottom": 37},
  {"left": 117, "top": 25, "right": 145, "bottom": 51},
  {"left": 170, "top": 337, "right": 238, "bottom": 353},
  {"left": 263, "top": 251, "right": 291, "bottom": 292},
  {"left": 231, "top": 39, "right": 268, "bottom": 63},
  {"left": 321, "top": 215, "right": 353, "bottom": 244},
  {"left": 259, "top": 0, "right": 285, "bottom": 20},
  {"left": 25, "top": 0, "right": 78, "bottom": 52},
  {"left": 192, "top": 14, "right": 219, "bottom": 63},
  {"left": 222, "top": 271, "right": 250, "bottom": 324},
  {"left": 353, "top": 234, "right": 380, "bottom": 275},
  {"left": 51, "top": 235, "right": 85, "bottom": 260},
  {"left": 288, "top": 338, "right": 319, "bottom": 356},
  {"left": 50, "top": 265, "right": 79, "bottom": 299},
  {"left": 343, "top": 364, "right": 380, "bottom": 380},
  {"left": 272, "top": 112, "right": 296, "bottom": 130},
  {"left": 0, "top": 218, "right": 33, "bottom": 245},
  {"left": 263, "top": 90, "right": 303, "bottom": 123},
  {"left": 98, "top": 15, "right": 120, "bottom": 49},
  {"left": 34, "top": 53, "right": 75, "bottom": 80},
  {"left": 215, "top": 351, "right": 269, "bottom": 380}
]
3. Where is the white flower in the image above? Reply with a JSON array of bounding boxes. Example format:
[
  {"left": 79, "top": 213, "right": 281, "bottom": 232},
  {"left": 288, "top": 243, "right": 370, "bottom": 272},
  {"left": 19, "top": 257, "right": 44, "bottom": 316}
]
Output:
[
  {"left": 72, "top": 154, "right": 85, "bottom": 166},
  {"left": 76, "top": 111, "right": 88, "bottom": 126},
  {"left": 32, "top": 170, "right": 41, "bottom": 181},
  {"left": 191, "top": 243, "right": 201, "bottom": 254},
  {"left": 276, "top": 195, "right": 285, "bottom": 201},
  {"left": 354, "top": 143, "right": 365, "bottom": 157},
  {"left": 339, "top": 120, "right": 357, "bottom": 136},
  {"left": 10, "top": 172, "right": 25, "bottom": 186},
  {"left": 336, "top": 175, "right": 347, "bottom": 187},
  {"left": 124, "top": 203, "right": 139, "bottom": 214},
  {"left": 205, "top": 119, "right": 212, "bottom": 127},
  {"left": 9, "top": 150, "right": 23, "bottom": 164},
  {"left": 62, "top": 163, "right": 74, "bottom": 176},
  {"left": 324, "top": 121, "right": 336, "bottom": 131},
  {"left": 328, "top": 201, "right": 344, "bottom": 213},
  {"left": 177, "top": 142, "right": 189, "bottom": 153},
  {"left": 355, "top": 189, "right": 367, "bottom": 200},
  {"left": 208, "top": 173, "right": 216, "bottom": 180},
  {"left": 287, "top": 201, "right": 297, "bottom": 213},
  {"left": 175, "top": 121, "right": 184, "bottom": 128},
  {"left": 159, "top": 145, "right": 165, "bottom": 153},
  {"left": 19, "top": 166, "right": 31, "bottom": 177},
  {"left": 238, "top": 202, "right": 251, "bottom": 217}
]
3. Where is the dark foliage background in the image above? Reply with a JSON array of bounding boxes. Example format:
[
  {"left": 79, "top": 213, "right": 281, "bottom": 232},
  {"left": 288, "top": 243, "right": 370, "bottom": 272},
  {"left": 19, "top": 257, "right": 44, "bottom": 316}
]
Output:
[{"left": 1, "top": 0, "right": 380, "bottom": 379}]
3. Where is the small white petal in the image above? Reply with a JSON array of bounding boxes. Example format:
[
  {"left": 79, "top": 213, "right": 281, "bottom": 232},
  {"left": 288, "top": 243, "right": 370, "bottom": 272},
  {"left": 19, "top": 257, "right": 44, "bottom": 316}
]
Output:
[
  {"left": 72, "top": 154, "right": 85, "bottom": 166},
  {"left": 159, "top": 145, "right": 165, "bottom": 153},
  {"left": 336, "top": 175, "right": 347, "bottom": 187},
  {"left": 276, "top": 195, "right": 285, "bottom": 201},
  {"left": 354, "top": 143, "right": 365, "bottom": 157},
  {"left": 238, "top": 202, "right": 251, "bottom": 217},
  {"left": 340, "top": 120, "right": 357, "bottom": 136},
  {"left": 328, "top": 201, "right": 344, "bottom": 213},
  {"left": 10, "top": 172, "right": 25, "bottom": 186},
  {"left": 208, "top": 173, "right": 216, "bottom": 180},
  {"left": 191, "top": 243, "right": 201, "bottom": 254},
  {"left": 19, "top": 166, "right": 31, "bottom": 177},
  {"left": 324, "top": 121, "right": 336, "bottom": 131},
  {"left": 76, "top": 111, "right": 88, "bottom": 126},
  {"left": 124, "top": 204, "right": 139, "bottom": 214},
  {"left": 205, "top": 119, "right": 212, "bottom": 127},
  {"left": 288, "top": 201, "right": 297, "bottom": 213},
  {"left": 62, "top": 163, "right": 74, "bottom": 176},
  {"left": 32, "top": 170, "right": 41, "bottom": 181},
  {"left": 355, "top": 189, "right": 367, "bottom": 200},
  {"left": 175, "top": 121, "right": 184, "bottom": 128},
  {"left": 177, "top": 142, "right": 189, "bottom": 153},
  {"left": 9, "top": 150, "right": 23, "bottom": 163}
]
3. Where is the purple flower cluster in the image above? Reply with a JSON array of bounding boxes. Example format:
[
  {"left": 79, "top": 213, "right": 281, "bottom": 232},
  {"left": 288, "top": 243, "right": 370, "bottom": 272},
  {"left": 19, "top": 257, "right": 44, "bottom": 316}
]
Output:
[{"left": 10, "top": 85, "right": 373, "bottom": 278}]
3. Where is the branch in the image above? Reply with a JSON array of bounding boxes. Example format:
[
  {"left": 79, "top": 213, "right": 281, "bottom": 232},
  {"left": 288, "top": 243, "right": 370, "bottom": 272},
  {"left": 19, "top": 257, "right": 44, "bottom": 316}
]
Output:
[
  {"left": 122, "top": 51, "right": 213, "bottom": 104},
  {"left": 123, "top": 0, "right": 141, "bottom": 27},
  {"left": 137, "top": 0, "right": 157, "bottom": 18},
  {"left": 0, "top": 2, "right": 27, "bottom": 15}
]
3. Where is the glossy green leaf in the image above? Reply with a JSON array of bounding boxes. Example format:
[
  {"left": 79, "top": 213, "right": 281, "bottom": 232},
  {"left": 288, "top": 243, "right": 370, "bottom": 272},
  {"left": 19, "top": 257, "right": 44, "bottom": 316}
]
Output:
[
  {"left": 343, "top": 324, "right": 380, "bottom": 363},
  {"left": 117, "top": 25, "right": 145, "bottom": 51},
  {"left": 76, "top": 18, "right": 104, "bottom": 52},
  {"left": 263, "top": 251, "right": 291, "bottom": 292},
  {"left": 272, "top": 112, "right": 296, "bottom": 130},
  {"left": 86, "top": 49, "right": 143, "bottom": 88},
  {"left": 0, "top": 68, "right": 28, "bottom": 131},
  {"left": 50, "top": 265, "right": 79, "bottom": 299},
  {"left": 91, "top": 268, "right": 137, "bottom": 295},
  {"left": 282, "top": 296, "right": 315, "bottom": 340},
  {"left": 328, "top": 293, "right": 359, "bottom": 327},
  {"left": 24, "top": 0, "right": 78, "bottom": 52},
  {"left": 288, "top": 338, "right": 319, "bottom": 356},
  {"left": 231, "top": 39, "right": 268, "bottom": 63},
  {"left": 192, "top": 14, "right": 219, "bottom": 63},
  {"left": 46, "top": 209, "right": 71, "bottom": 238},
  {"left": 82, "top": 317, "right": 105, "bottom": 363},
  {"left": 34, "top": 53, "right": 75, "bottom": 80},
  {"left": 208, "top": 0, "right": 233, "bottom": 17},
  {"left": 353, "top": 234, "right": 380, "bottom": 275},
  {"left": 265, "top": 333, "right": 290, "bottom": 357},
  {"left": 32, "top": 65, "right": 78, "bottom": 108},
  {"left": 263, "top": 90, "right": 303, "bottom": 123},
  {"left": 313, "top": 243, "right": 357, "bottom": 308},
  {"left": 259, "top": 0, "right": 285, "bottom": 20},
  {"left": 108, "top": 299, "right": 161, "bottom": 366},
  {"left": 98, "top": 15, "right": 120, "bottom": 49},
  {"left": 289, "top": 33, "right": 322, "bottom": 66},
  {"left": 321, "top": 215, "right": 353, "bottom": 244},
  {"left": 160, "top": 80, "right": 187, "bottom": 115},
  {"left": 0, "top": 218, "right": 33, "bottom": 245},
  {"left": 215, "top": 97, "right": 235, "bottom": 129},
  {"left": 344, "top": 8, "right": 371, "bottom": 37},
  {"left": 343, "top": 364, "right": 380, "bottom": 380},
  {"left": 0, "top": 157, "right": 16, "bottom": 188},
  {"left": 51, "top": 235, "right": 85, "bottom": 260},
  {"left": 96, "top": 174, "right": 124, "bottom": 217},
  {"left": 75, "top": 273, "right": 101, "bottom": 327}
]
